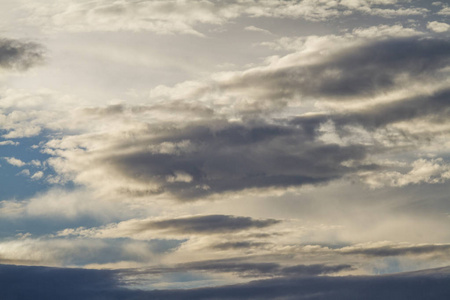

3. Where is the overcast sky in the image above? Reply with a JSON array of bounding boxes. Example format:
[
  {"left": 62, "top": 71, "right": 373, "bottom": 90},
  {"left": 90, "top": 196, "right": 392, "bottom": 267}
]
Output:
[{"left": 1, "top": 0, "right": 450, "bottom": 298}]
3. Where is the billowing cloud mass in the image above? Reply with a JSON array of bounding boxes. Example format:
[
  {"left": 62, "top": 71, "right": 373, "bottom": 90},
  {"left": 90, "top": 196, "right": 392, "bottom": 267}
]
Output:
[
  {"left": 38, "top": 34, "right": 450, "bottom": 201},
  {"left": 1, "top": 0, "right": 450, "bottom": 298}
]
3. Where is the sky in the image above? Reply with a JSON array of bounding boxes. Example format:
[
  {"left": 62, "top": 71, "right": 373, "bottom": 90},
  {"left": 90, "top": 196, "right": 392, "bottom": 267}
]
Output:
[{"left": 0, "top": 0, "right": 450, "bottom": 298}]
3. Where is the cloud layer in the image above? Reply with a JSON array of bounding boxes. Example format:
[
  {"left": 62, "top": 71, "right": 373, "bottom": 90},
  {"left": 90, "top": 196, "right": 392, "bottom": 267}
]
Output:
[
  {"left": 1, "top": 0, "right": 450, "bottom": 297},
  {"left": 2, "top": 264, "right": 450, "bottom": 300}
]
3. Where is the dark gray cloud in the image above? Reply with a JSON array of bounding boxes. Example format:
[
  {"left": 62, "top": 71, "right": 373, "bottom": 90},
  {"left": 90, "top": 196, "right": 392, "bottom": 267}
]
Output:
[
  {"left": 131, "top": 101, "right": 215, "bottom": 117},
  {"left": 0, "top": 38, "right": 44, "bottom": 71},
  {"left": 108, "top": 120, "right": 371, "bottom": 199},
  {"left": 3, "top": 264, "right": 450, "bottom": 300},
  {"left": 48, "top": 36, "right": 450, "bottom": 200},
  {"left": 195, "top": 262, "right": 353, "bottom": 278},
  {"left": 134, "top": 266, "right": 450, "bottom": 300},
  {"left": 289, "top": 88, "right": 450, "bottom": 164},
  {"left": 210, "top": 241, "right": 269, "bottom": 250},
  {"left": 342, "top": 244, "right": 450, "bottom": 257},
  {"left": 82, "top": 102, "right": 214, "bottom": 118},
  {"left": 0, "top": 264, "right": 124, "bottom": 300},
  {"left": 186, "top": 261, "right": 352, "bottom": 277},
  {"left": 290, "top": 87, "right": 450, "bottom": 139},
  {"left": 137, "top": 215, "right": 280, "bottom": 234},
  {"left": 179, "top": 261, "right": 353, "bottom": 278},
  {"left": 220, "top": 36, "right": 450, "bottom": 101},
  {"left": 119, "top": 258, "right": 353, "bottom": 278},
  {"left": 72, "top": 37, "right": 450, "bottom": 200}
]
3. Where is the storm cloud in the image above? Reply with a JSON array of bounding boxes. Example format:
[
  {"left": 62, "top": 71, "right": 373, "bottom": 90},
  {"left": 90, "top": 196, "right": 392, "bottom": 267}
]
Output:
[
  {"left": 120, "top": 260, "right": 354, "bottom": 278},
  {"left": 142, "top": 214, "right": 280, "bottom": 234},
  {"left": 62, "top": 120, "right": 371, "bottom": 200},
  {"left": 3, "top": 264, "right": 450, "bottom": 300},
  {"left": 219, "top": 36, "right": 450, "bottom": 101},
  {"left": 22, "top": 0, "right": 429, "bottom": 36},
  {"left": 0, "top": 38, "right": 44, "bottom": 71},
  {"left": 341, "top": 243, "right": 450, "bottom": 257},
  {"left": 0, "top": 264, "right": 122, "bottom": 300},
  {"left": 134, "top": 267, "right": 450, "bottom": 300}
]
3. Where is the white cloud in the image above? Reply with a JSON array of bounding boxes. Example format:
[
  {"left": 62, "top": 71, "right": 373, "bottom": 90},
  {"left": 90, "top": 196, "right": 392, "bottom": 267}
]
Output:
[
  {"left": 17, "top": 169, "right": 31, "bottom": 176},
  {"left": 361, "top": 158, "right": 450, "bottom": 188},
  {"left": 262, "top": 25, "right": 422, "bottom": 51},
  {"left": 352, "top": 24, "right": 422, "bottom": 38},
  {"left": 166, "top": 171, "right": 194, "bottom": 183},
  {"left": 437, "top": 7, "right": 450, "bottom": 15},
  {"left": 0, "top": 188, "right": 137, "bottom": 221},
  {"left": 244, "top": 26, "right": 272, "bottom": 35},
  {"left": 30, "top": 171, "right": 44, "bottom": 180},
  {"left": 30, "top": 160, "right": 42, "bottom": 167},
  {"left": 427, "top": 21, "right": 450, "bottom": 33},
  {"left": 20, "top": 0, "right": 430, "bottom": 35},
  {"left": 0, "top": 237, "right": 161, "bottom": 267},
  {"left": 0, "top": 140, "right": 19, "bottom": 146},
  {"left": 3, "top": 156, "right": 26, "bottom": 167}
]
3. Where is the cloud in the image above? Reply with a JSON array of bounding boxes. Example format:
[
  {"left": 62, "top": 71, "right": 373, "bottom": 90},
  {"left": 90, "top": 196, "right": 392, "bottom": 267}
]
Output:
[
  {"left": 437, "top": 7, "right": 450, "bottom": 15},
  {"left": 30, "top": 171, "right": 44, "bottom": 180},
  {"left": 133, "top": 266, "right": 450, "bottom": 300},
  {"left": 351, "top": 24, "right": 422, "bottom": 39},
  {"left": 179, "top": 261, "right": 354, "bottom": 278},
  {"left": 0, "top": 265, "right": 442, "bottom": 300},
  {"left": 3, "top": 157, "right": 26, "bottom": 167},
  {"left": 280, "top": 264, "right": 354, "bottom": 277},
  {"left": 0, "top": 38, "right": 44, "bottom": 71},
  {"left": 1, "top": 1, "right": 450, "bottom": 297},
  {"left": 47, "top": 119, "right": 370, "bottom": 200},
  {"left": 57, "top": 215, "right": 281, "bottom": 239},
  {"left": 17, "top": 169, "right": 30, "bottom": 176},
  {"left": 0, "top": 140, "right": 19, "bottom": 146},
  {"left": 262, "top": 25, "right": 422, "bottom": 55},
  {"left": 3, "top": 264, "right": 446, "bottom": 300},
  {"left": 427, "top": 21, "right": 450, "bottom": 32},
  {"left": 341, "top": 243, "right": 450, "bottom": 257},
  {"left": 35, "top": 34, "right": 449, "bottom": 200},
  {"left": 0, "top": 88, "right": 104, "bottom": 140},
  {"left": 219, "top": 36, "right": 450, "bottom": 102},
  {"left": 210, "top": 241, "right": 270, "bottom": 250},
  {"left": 22, "top": 0, "right": 431, "bottom": 35},
  {"left": 125, "top": 259, "right": 353, "bottom": 278},
  {"left": 0, "top": 264, "right": 123, "bottom": 300},
  {"left": 142, "top": 215, "right": 280, "bottom": 234},
  {"left": 360, "top": 158, "right": 450, "bottom": 188},
  {"left": 290, "top": 87, "right": 450, "bottom": 142},
  {"left": 244, "top": 26, "right": 272, "bottom": 35},
  {"left": 0, "top": 237, "right": 183, "bottom": 267},
  {"left": 0, "top": 188, "right": 133, "bottom": 221}
]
